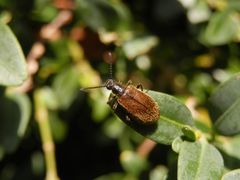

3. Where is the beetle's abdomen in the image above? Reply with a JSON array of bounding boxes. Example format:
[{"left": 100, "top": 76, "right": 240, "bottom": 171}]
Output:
[{"left": 117, "top": 85, "right": 160, "bottom": 124}]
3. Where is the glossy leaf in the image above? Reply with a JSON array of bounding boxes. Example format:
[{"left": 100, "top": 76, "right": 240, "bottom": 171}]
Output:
[
  {"left": 209, "top": 73, "right": 240, "bottom": 135},
  {"left": 108, "top": 90, "right": 194, "bottom": 145},
  {"left": 222, "top": 169, "right": 240, "bottom": 180},
  {"left": 200, "top": 10, "right": 239, "bottom": 45},
  {"left": 178, "top": 139, "right": 224, "bottom": 180},
  {"left": 0, "top": 22, "right": 27, "bottom": 86},
  {"left": 0, "top": 92, "right": 31, "bottom": 153}
]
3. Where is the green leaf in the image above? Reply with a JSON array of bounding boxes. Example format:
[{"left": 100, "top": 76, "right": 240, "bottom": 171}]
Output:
[
  {"left": 76, "top": 0, "right": 131, "bottom": 32},
  {"left": 49, "top": 111, "right": 68, "bottom": 142},
  {"left": 222, "top": 169, "right": 240, "bottom": 180},
  {"left": 178, "top": 139, "right": 224, "bottom": 180},
  {"left": 9, "top": 93, "right": 31, "bottom": 137},
  {"left": 0, "top": 92, "right": 31, "bottom": 153},
  {"left": 33, "top": 0, "right": 58, "bottom": 22},
  {"left": 208, "top": 73, "right": 240, "bottom": 135},
  {"left": 172, "top": 137, "right": 184, "bottom": 153},
  {"left": 200, "top": 10, "right": 239, "bottom": 45},
  {"left": 149, "top": 165, "right": 168, "bottom": 180},
  {"left": 52, "top": 66, "right": 80, "bottom": 109},
  {"left": 120, "top": 150, "right": 148, "bottom": 176},
  {"left": 123, "top": 35, "right": 159, "bottom": 59},
  {"left": 102, "top": 117, "right": 124, "bottom": 139},
  {"left": 95, "top": 173, "right": 136, "bottom": 180},
  {"left": 38, "top": 87, "right": 59, "bottom": 110},
  {"left": 215, "top": 135, "right": 240, "bottom": 169},
  {"left": 108, "top": 90, "right": 194, "bottom": 145},
  {"left": 227, "top": 0, "right": 240, "bottom": 11},
  {"left": 89, "top": 91, "right": 110, "bottom": 122},
  {"left": 186, "top": 0, "right": 211, "bottom": 24},
  {"left": 0, "top": 22, "right": 27, "bottom": 86}
]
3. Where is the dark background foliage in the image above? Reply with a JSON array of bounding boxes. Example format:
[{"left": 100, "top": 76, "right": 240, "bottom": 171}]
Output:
[{"left": 0, "top": 0, "right": 240, "bottom": 179}]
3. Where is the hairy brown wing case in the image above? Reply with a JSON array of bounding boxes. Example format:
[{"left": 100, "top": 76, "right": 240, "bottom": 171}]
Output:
[{"left": 117, "top": 86, "right": 160, "bottom": 124}]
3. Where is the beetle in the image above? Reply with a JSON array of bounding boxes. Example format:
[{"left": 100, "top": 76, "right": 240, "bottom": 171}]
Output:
[
  {"left": 105, "top": 78, "right": 159, "bottom": 124},
  {"left": 81, "top": 52, "right": 160, "bottom": 124}
]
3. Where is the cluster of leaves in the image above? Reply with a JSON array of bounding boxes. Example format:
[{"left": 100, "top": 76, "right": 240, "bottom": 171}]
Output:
[{"left": 0, "top": 0, "right": 240, "bottom": 179}]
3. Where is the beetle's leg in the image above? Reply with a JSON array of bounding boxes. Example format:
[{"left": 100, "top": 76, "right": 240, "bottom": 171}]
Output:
[
  {"left": 108, "top": 93, "right": 115, "bottom": 99},
  {"left": 125, "top": 115, "right": 131, "bottom": 122},
  {"left": 127, "top": 80, "right": 132, "bottom": 86},
  {"left": 107, "top": 93, "right": 118, "bottom": 109},
  {"left": 112, "top": 101, "right": 118, "bottom": 110},
  {"left": 136, "top": 84, "right": 143, "bottom": 91}
]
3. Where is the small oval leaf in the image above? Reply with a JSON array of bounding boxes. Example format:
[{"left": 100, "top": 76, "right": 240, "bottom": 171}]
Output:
[
  {"left": 178, "top": 139, "right": 224, "bottom": 180},
  {"left": 0, "top": 22, "right": 27, "bottom": 86},
  {"left": 9, "top": 92, "right": 32, "bottom": 137},
  {"left": 120, "top": 150, "right": 148, "bottom": 176},
  {"left": 200, "top": 10, "right": 239, "bottom": 45},
  {"left": 0, "top": 92, "right": 31, "bottom": 153},
  {"left": 123, "top": 35, "right": 159, "bottom": 59},
  {"left": 215, "top": 135, "right": 240, "bottom": 169},
  {"left": 149, "top": 165, "right": 168, "bottom": 180},
  {"left": 222, "top": 169, "right": 240, "bottom": 180},
  {"left": 209, "top": 73, "right": 240, "bottom": 135},
  {"left": 108, "top": 90, "right": 194, "bottom": 145}
]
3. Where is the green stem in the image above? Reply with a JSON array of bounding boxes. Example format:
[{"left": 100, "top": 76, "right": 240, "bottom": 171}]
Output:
[{"left": 34, "top": 89, "right": 60, "bottom": 180}]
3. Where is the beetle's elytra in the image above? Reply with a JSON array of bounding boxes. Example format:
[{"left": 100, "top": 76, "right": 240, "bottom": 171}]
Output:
[{"left": 105, "top": 79, "right": 160, "bottom": 124}]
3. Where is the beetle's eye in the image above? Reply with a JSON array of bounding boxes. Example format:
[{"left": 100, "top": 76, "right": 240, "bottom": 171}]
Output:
[{"left": 105, "top": 79, "right": 114, "bottom": 90}]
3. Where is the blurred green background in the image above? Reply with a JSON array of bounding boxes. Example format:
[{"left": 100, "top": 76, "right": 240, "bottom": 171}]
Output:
[{"left": 1, "top": 0, "right": 240, "bottom": 179}]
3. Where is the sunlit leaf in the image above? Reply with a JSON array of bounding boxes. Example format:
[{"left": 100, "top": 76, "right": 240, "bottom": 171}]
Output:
[
  {"left": 123, "top": 36, "right": 159, "bottom": 59},
  {"left": 187, "top": 0, "right": 211, "bottom": 24},
  {"left": 222, "top": 169, "right": 240, "bottom": 180},
  {"left": 149, "top": 165, "right": 168, "bottom": 180},
  {"left": 178, "top": 139, "right": 224, "bottom": 179},
  {"left": 0, "top": 22, "right": 27, "bottom": 86}
]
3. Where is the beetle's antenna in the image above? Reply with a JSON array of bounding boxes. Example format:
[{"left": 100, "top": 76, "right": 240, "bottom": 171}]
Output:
[
  {"left": 81, "top": 51, "right": 115, "bottom": 92},
  {"left": 104, "top": 51, "right": 114, "bottom": 80},
  {"left": 109, "top": 60, "right": 113, "bottom": 80},
  {"left": 80, "top": 85, "right": 106, "bottom": 92}
]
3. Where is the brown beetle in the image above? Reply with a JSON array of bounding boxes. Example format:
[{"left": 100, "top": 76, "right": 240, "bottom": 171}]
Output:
[
  {"left": 81, "top": 52, "right": 160, "bottom": 124},
  {"left": 105, "top": 79, "right": 160, "bottom": 124}
]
